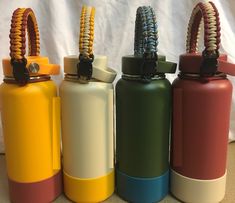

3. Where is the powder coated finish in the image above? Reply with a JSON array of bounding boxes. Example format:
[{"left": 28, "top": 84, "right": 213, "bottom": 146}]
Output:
[
  {"left": 60, "top": 55, "right": 116, "bottom": 202},
  {"left": 0, "top": 80, "right": 62, "bottom": 203}
]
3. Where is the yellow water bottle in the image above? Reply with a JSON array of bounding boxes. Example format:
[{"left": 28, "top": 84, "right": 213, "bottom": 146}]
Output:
[{"left": 0, "top": 8, "right": 62, "bottom": 203}]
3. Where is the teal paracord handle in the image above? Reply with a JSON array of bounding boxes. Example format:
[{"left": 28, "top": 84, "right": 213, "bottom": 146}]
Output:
[
  {"left": 133, "top": 6, "right": 176, "bottom": 76},
  {"left": 134, "top": 6, "right": 158, "bottom": 56},
  {"left": 134, "top": 6, "right": 159, "bottom": 80}
]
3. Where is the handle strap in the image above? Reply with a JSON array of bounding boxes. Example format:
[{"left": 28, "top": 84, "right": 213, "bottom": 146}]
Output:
[
  {"left": 77, "top": 6, "right": 95, "bottom": 82},
  {"left": 186, "top": 1, "right": 220, "bottom": 54},
  {"left": 134, "top": 6, "right": 158, "bottom": 56},
  {"left": 10, "top": 8, "right": 40, "bottom": 60},
  {"left": 10, "top": 8, "right": 40, "bottom": 85},
  {"left": 134, "top": 6, "right": 158, "bottom": 80},
  {"left": 186, "top": 2, "right": 220, "bottom": 75}
]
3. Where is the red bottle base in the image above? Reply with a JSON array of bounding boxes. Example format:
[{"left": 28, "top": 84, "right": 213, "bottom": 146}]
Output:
[{"left": 8, "top": 170, "right": 62, "bottom": 203}]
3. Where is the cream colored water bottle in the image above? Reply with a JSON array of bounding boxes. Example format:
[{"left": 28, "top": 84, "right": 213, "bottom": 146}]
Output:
[{"left": 60, "top": 6, "right": 117, "bottom": 202}]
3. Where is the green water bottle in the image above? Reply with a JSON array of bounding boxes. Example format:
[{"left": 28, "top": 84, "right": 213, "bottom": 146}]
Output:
[{"left": 116, "top": 6, "right": 176, "bottom": 203}]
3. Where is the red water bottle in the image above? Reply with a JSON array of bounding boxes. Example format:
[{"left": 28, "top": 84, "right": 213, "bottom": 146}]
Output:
[{"left": 170, "top": 2, "right": 235, "bottom": 202}]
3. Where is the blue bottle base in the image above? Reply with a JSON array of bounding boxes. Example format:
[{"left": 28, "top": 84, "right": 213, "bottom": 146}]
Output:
[{"left": 116, "top": 169, "right": 169, "bottom": 203}]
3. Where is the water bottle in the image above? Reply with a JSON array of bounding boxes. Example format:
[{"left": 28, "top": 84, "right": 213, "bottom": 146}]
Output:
[
  {"left": 0, "top": 8, "right": 62, "bottom": 203},
  {"left": 60, "top": 6, "right": 117, "bottom": 202},
  {"left": 170, "top": 2, "right": 235, "bottom": 202},
  {"left": 116, "top": 6, "right": 176, "bottom": 203}
]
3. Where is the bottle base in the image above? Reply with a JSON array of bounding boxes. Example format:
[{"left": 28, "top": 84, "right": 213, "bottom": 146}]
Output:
[
  {"left": 8, "top": 170, "right": 62, "bottom": 203},
  {"left": 116, "top": 169, "right": 169, "bottom": 203},
  {"left": 170, "top": 169, "right": 226, "bottom": 203},
  {"left": 63, "top": 169, "right": 114, "bottom": 203}
]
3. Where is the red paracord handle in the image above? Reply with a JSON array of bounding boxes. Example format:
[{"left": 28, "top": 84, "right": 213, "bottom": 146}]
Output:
[
  {"left": 180, "top": 2, "right": 235, "bottom": 76},
  {"left": 9, "top": 8, "right": 40, "bottom": 85},
  {"left": 10, "top": 8, "right": 40, "bottom": 61},
  {"left": 186, "top": 1, "right": 220, "bottom": 56}
]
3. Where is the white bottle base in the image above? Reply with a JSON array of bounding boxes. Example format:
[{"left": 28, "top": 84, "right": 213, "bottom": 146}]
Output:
[{"left": 170, "top": 169, "right": 226, "bottom": 203}]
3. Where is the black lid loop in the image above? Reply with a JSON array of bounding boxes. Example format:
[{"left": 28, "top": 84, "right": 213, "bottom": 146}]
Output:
[
  {"left": 77, "top": 54, "right": 94, "bottom": 81},
  {"left": 141, "top": 52, "right": 158, "bottom": 81},
  {"left": 134, "top": 6, "right": 158, "bottom": 82},
  {"left": 200, "top": 50, "right": 219, "bottom": 76},
  {"left": 11, "top": 58, "right": 29, "bottom": 85}
]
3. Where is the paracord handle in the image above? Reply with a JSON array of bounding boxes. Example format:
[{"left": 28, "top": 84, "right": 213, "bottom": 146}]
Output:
[
  {"left": 134, "top": 6, "right": 158, "bottom": 80},
  {"left": 186, "top": 1, "right": 220, "bottom": 75},
  {"left": 10, "top": 8, "right": 40, "bottom": 85},
  {"left": 78, "top": 6, "right": 95, "bottom": 82}
]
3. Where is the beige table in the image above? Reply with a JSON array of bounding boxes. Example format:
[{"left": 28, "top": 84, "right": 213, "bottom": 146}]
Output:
[{"left": 1, "top": 143, "right": 234, "bottom": 203}]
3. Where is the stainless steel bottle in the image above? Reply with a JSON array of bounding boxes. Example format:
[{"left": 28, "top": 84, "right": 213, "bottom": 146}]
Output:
[
  {"left": 60, "top": 6, "right": 117, "bottom": 203},
  {"left": 116, "top": 6, "right": 176, "bottom": 203},
  {"left": 0, "top": 8, "right": 62, "bottom": 203},
  {"left": 170, "top": 2, "right": 235, "bottom": 202}
]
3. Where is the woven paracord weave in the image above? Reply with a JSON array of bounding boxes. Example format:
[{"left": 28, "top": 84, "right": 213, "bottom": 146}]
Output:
[
  {"left": 134, "top": 6, "right": 158, "bottom": 56},
  {"left": 79, "top": 6, "right": 95, "bottom": 60},
  {"left": 186, "top": 1, "right": 220, "bottom": 55},
  {"left": 10, "top": 8, "right": 40, "bottom": 61}
]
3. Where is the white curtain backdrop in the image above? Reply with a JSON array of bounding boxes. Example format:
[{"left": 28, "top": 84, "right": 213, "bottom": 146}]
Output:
[{"left": 0, "top": 0, "right": 235, "bottom": 152}]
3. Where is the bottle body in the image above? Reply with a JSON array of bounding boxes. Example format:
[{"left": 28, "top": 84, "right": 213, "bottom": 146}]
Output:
[
  {"left": 170, "top": 76, "right": 232, "bottom": 203},
  {"left": 60, "top": 79, "right": 114, "bottom": 203},
  {"left": 116, "top": 77, "right": 171, "bottom": 203},
  {"left": 0, "top": 80, "right": 62, "bottom": 203}
]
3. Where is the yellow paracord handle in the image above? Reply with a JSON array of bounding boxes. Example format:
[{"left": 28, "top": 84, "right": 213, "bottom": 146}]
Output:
[
  {"left": 79, "top": 6, "right": 95, "bottom": 60},
  {"left": 10, "top": 8, "right": 40, "bottom": 61}
]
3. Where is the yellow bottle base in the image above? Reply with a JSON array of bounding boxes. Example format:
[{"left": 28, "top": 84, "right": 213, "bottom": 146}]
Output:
[{"left": 63, "top": 170, "right": 114, "bottom": 203}]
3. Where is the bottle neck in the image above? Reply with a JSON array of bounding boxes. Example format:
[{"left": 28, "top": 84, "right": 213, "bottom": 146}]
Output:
[
  {"left": 178, "top": 72, "right": 227, "bottom": 81},
  {"left": 64, "top": 74, "right": 103, "bottom": 83},
  {"left": 122, "top": 73, "right": 165, "bottom": 82},
  {"left": 3, "top": 75, "right": 51, "bottom": 84}
]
